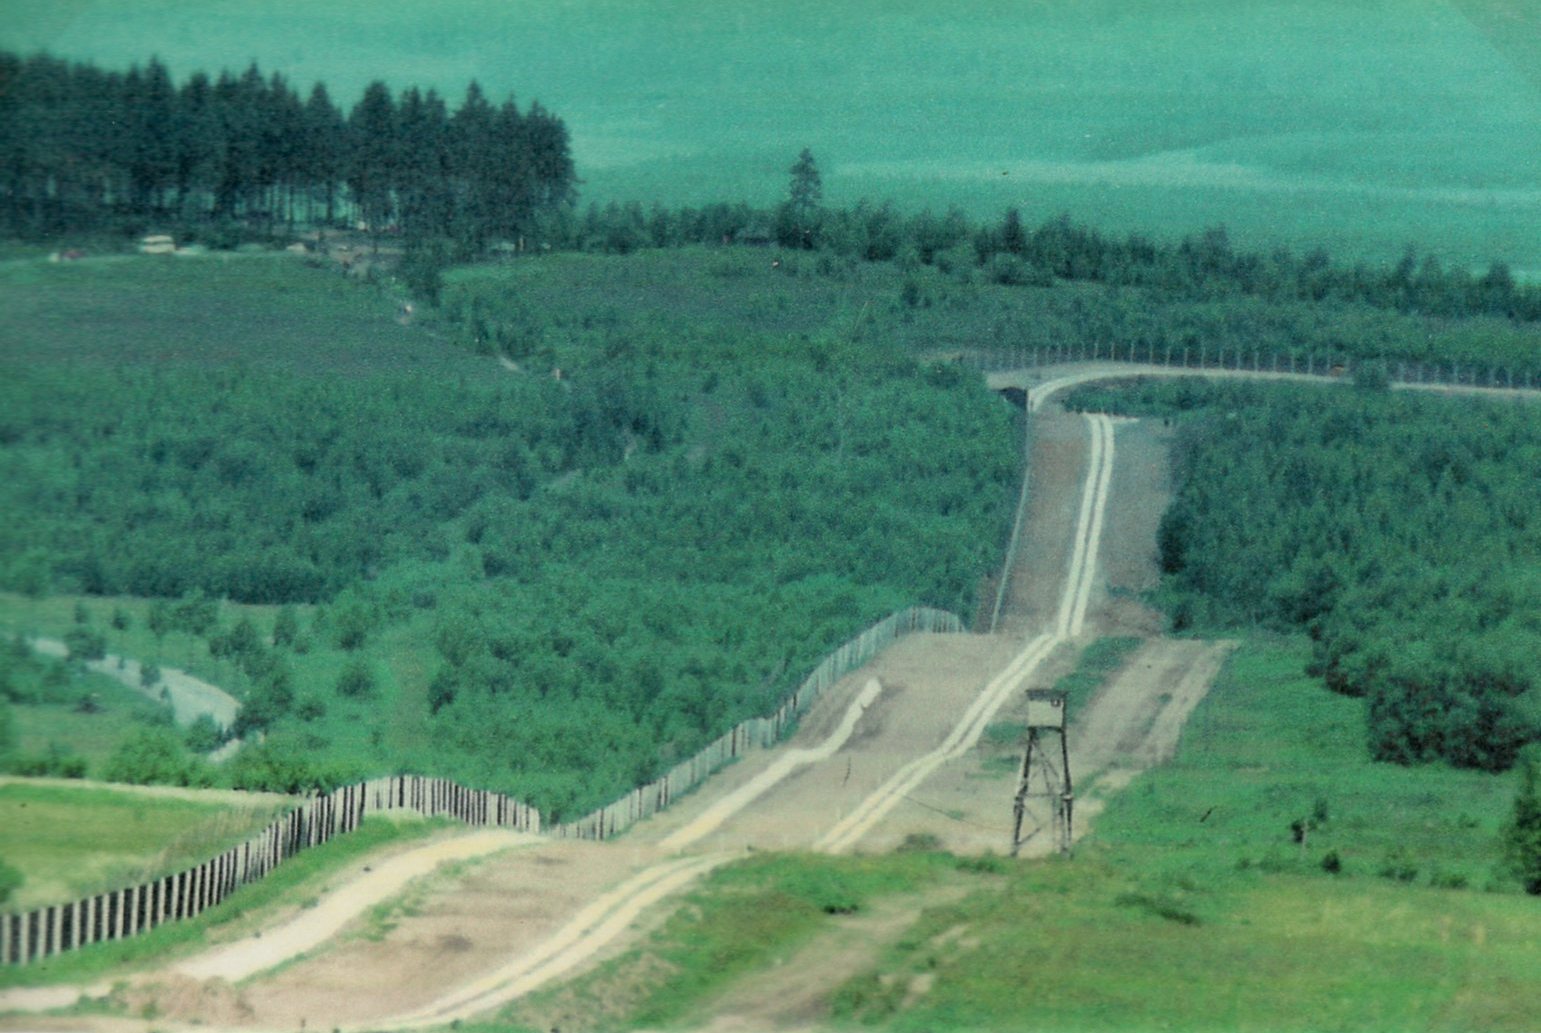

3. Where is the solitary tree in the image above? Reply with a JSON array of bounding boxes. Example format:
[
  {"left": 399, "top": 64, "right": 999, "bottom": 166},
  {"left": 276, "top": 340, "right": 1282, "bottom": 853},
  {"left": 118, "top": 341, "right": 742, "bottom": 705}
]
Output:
[
  {"left": 779, "top": 147, "right": 823, "bottom": 248},
  {"left": 1505, "top": 746, "right": 1541, "bottom": 895}
]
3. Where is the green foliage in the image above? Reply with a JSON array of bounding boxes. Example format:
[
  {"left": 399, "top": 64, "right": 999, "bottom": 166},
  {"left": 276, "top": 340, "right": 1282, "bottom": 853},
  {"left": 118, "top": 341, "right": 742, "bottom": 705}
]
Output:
[
  {"left": 0, "top": 858, "right": 21, "bottom": 907},
  {"left": 7, "top": 250, "right": 1008, "bottom": 814},
  {"left": 1070, "top": 379, "right": 1541, "bottom": 771},
  {"left": 335, "top": 657, "right": 376, "bottom": 699},
  {"left": 1504, "top": 747, "right": 1541, "bottom": 895},
  {"left": 183, "top": 713, "right": 226, "bottom": 753},
  {"left": 62, "top": 626, "right": 106, "bottom": 662},
  {"left": 224, "top": 740, "right": 354, "bottom": 794},
  {"left": 271, "top": 605, "right": 300, "bottom": 648},
  {"left": 103, "top": 726, "right": 212, "bottom": 787}
]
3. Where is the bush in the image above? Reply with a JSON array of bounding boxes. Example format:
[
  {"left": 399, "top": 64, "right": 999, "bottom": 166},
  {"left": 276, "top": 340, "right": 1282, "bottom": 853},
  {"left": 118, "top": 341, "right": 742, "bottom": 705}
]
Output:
[
  {"left": 104, "top": 727, "right": 209, "bottom": 786},
  {"left": 336, "top": 658, "right": 377, "bottom": 698},
  {"left": 1321, "top": 850, "right": 1343, "bottom": 874},
  {"left": 183, "top": 714, "right": 226, "bottom": 753},
  {"left": 330, "top": 599, "right": 371, "bottom": 651},
  {"left": 62, "top": 626, "right": 106, "bottom": 662},
  {"left": 225, "top": 741, "right": 345, "bottom": 794},
  {"left": 272, "top": 605, "right": 300, "bottom": 648},
  {"left": 986, "top": 253, "right": 1053, "bottom": 287}
]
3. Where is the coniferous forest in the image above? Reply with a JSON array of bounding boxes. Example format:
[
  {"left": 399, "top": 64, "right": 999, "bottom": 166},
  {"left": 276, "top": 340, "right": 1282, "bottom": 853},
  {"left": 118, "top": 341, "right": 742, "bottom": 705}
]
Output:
[{"left": 0, "top": 52, "right": 575, "bottom": 246}]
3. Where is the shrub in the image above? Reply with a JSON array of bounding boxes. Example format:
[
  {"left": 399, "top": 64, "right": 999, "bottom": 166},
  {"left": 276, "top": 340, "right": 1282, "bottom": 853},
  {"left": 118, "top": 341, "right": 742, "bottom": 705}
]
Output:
[
  {"left": 183, "top": 714, "right": 226, "bottom": 753},
  {"left": 1321, "top": 850, "right": 1342, "bottom": 874},
  {"left": 896, "top": 832, "right": 945, "bottom": 853},
  {"left": 104, "top": 727, "right": 209, "bottom": 786},
  {"left": 63, "top": 626, "right": 106, "bottom": 662},
  {"left": 1378, "top": 851, "right": 1420, "bottom": 883},
  {"left": 331, "top": 599, "right": 371, "bottom": 651},
  {"left": 336, "top": 658, "right": 377, "bottom": 699},
  {"left": 272, "top": 605, "right": 300, "bottom": 648}
]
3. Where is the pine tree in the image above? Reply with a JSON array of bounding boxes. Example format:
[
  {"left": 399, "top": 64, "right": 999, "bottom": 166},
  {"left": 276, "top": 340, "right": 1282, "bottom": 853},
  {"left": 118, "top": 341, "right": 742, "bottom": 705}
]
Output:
[
  {"left": 347, "top": 80, "right": 398, "bottom": 244},
  {"left": 781, "top": 147, "right": 823, "bottom": 249},
  {"left": 301, "top": 83, "right": 346, "bottom": 227}
]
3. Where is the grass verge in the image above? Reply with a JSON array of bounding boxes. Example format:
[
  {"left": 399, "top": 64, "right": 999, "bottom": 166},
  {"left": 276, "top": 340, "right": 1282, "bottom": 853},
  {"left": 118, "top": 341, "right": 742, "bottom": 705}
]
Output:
[{"left": 0, "top": 781, "right": 289, "bottom": 910}]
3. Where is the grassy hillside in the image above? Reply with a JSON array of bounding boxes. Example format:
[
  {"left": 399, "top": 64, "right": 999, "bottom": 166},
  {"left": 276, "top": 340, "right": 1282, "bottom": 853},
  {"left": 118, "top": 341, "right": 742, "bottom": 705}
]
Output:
[{"left": 4, "top": 1, "right": 1539, "bottom": 271}]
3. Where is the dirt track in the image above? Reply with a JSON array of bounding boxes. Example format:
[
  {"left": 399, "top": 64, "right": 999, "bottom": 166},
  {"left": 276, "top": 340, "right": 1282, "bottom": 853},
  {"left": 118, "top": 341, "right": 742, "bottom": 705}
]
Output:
[{"left": 0, "top": 367, "right": 1235, "bottom": 1033}]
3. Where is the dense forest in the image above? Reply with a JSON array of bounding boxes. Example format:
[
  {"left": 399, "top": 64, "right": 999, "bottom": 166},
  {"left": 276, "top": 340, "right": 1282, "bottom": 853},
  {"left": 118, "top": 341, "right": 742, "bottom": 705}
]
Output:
[
  {"left": 1065, "top": 378, "right": 1541, "bottom": 773},
  {"left": 0, "top": 52, "right": 575, "bottom": 247},
  {"left": 0, "top": 253, "right": 1018, "bottom": 814}
]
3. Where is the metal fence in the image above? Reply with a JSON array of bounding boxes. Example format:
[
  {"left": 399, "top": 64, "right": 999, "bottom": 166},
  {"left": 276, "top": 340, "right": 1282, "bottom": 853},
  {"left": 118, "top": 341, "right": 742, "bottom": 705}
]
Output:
[
  {"left": 963, "top": 339, "right": 1541, "bottom": 392},
  {"left": 553, "top": 606, "right": 965, "bottom": 840},
  {"left": 0, "top": 774, "right": 539, "bottom": 966}
]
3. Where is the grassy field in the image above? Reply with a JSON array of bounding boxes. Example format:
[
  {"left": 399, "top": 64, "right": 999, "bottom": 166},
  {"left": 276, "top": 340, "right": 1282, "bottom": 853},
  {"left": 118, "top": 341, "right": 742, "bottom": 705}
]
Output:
[
  {"left": 4, "top": 1, "right": 1538, "bottom": 271},
  {"left": 0, "top": 253, "right": 459, "bottom": 376},
  {"left": 0, "top": 781, "right": 290, "bottom": 910}
]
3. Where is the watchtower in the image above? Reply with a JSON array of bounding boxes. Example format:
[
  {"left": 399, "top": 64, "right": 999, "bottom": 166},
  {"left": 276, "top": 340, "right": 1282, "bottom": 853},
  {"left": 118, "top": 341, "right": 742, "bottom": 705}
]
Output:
[{"left": 1011, "top": 690, "right": 1072, "bottom": 856}]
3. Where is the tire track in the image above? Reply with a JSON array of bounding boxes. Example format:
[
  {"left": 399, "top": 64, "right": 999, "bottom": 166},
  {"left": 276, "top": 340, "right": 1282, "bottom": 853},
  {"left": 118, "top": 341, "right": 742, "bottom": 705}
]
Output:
[
  {"left": 814, "top": 412, "right": 1116, "bottom": 854},
  {"left": 381, "top": 853, "right": 729, "bottom": 1028}
]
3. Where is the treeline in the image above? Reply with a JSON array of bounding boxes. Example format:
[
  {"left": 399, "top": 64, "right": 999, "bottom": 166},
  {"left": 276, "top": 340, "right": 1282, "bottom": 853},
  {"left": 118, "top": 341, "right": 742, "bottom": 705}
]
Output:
[
  {"left": 1065, "top": 378, "right": 1541, "bottom": 772},
  {"left": 563, "top": 198, "right": 1541, "bottom": 325},
  {"left": 0, "top": 51, "right": 574, "bottom": 246}
]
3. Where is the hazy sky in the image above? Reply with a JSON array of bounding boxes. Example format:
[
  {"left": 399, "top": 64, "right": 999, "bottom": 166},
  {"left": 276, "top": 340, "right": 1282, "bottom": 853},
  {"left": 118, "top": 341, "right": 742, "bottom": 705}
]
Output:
[{"left": 5, "top": 1, "right": 1540, "bottom": 267}]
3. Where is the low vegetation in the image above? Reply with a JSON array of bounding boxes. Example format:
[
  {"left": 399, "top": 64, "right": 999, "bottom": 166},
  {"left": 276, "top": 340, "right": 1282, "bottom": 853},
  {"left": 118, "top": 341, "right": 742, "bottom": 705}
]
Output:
[{"left": 0, "top": 781, "right": 288, "bottom": 911}]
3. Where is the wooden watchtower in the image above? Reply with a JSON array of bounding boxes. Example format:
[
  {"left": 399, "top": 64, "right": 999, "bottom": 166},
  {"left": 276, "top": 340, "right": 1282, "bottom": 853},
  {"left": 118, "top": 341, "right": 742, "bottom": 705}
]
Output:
[{"left": 1011, "top": 690, "right": 1073, "bottom": 856}]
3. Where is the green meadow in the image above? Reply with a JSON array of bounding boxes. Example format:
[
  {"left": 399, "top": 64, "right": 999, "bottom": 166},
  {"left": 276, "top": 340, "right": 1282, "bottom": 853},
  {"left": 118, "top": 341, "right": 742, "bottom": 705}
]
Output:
[
  {"left": 0, "top": 781, "right": 289, "bottom": 910},
  {"left": 4, "top": 0, "right": 1539, "bottom": 271}
]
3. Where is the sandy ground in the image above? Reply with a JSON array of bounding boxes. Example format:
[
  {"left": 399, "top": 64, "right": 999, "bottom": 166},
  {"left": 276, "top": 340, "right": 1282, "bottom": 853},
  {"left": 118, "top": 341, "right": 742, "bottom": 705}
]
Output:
[{"left": 2, "top": 366, "right": 1239, "bottom": 1033}]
